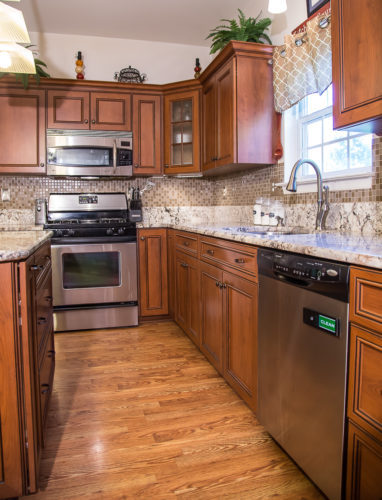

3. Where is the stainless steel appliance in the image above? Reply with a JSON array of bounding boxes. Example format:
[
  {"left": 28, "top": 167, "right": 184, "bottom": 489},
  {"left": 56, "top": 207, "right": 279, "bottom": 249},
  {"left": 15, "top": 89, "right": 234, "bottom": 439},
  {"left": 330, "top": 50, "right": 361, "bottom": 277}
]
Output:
[
  {"left": 47, "top": 129, "right": 133, "bottom": 177},
  {"left": 257, "top": 249, "right": 349, "bottom": 500},
  {"left": 45, "top": 193, "right": 138, "bottom": 331}
]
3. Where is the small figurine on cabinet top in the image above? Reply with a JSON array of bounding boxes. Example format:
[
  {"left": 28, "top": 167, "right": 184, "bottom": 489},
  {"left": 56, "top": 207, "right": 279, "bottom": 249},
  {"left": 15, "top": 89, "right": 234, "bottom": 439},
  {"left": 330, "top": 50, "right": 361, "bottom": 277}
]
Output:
[
  {"left": 75, "top": 51, "right": 84, "bottom": 80},
  {"left": 194, "top": 58, "right": 202, "bottom": 78}
]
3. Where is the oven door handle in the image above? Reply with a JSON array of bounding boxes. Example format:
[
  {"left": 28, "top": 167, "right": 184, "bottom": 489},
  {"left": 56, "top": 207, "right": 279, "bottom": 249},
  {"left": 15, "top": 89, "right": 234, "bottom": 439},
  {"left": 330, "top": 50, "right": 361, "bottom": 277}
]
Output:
[
  {"left": 51, "top": 236, "right": 137, "bottom": 245},
  {"left": 113, "top": 140, "right": 117, "bottom": 174}
]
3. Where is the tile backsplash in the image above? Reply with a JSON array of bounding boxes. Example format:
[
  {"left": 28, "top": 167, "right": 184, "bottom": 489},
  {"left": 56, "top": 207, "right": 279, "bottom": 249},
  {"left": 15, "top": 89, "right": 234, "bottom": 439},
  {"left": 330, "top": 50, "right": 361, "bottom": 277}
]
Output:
[{"left": 0, "top": 137, "right": 380, "bottom": 232}]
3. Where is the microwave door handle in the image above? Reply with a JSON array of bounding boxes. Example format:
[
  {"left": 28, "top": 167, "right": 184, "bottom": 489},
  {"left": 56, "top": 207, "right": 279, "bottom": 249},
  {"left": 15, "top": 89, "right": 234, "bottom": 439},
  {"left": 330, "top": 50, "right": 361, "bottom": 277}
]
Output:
[{"left": 113, "top": 140, "right": 117, "bottom": 174}]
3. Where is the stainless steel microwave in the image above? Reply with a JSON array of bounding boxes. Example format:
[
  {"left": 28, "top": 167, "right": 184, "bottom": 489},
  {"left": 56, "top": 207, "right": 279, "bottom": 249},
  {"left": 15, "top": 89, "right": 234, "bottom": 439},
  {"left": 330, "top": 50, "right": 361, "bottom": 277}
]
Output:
[{"left": 47, "top": 129, "right": 133, "bottom": 177}]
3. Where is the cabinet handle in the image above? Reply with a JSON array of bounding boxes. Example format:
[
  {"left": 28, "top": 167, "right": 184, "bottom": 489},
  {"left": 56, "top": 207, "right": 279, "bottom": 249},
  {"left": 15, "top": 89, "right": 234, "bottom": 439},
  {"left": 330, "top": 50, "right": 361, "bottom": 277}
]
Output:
[
  {"left": 30, "top": 264, "right": 43, "bottom": 271},
  {"left": 38, "top": 317, "right": 47, "bottom": 325},
  {"left": 41, "top": 383, "right": 50, "bottom": 394},
  {"left": 207, "top": 249, "right": 214, "bottom": 255},
  {"left": 234, "top": 258, "right": 245, "bottom": 264},
  {"left": 84, "top": 119, "right": 88, "bottom": 124},
  {"left": 92, "top": 119, "right": 96, "bottom": 124},
  {"left": 222, "top": 283, "right": 227, "bottom": 288},
  {"left": 181, "top": 262, "right": 188, "bottom": 268},
  {"left": 48, "top": 350, "right": 55, "bottom": 357},
  {"left": 216, "top": 281, "right": 220, "bottom": 287},
  {"left": 140, "top": 236, "right": 145, "bottom": 241},
  {"left": 40, "top": 162, "right": 45, "bottom": 168}
]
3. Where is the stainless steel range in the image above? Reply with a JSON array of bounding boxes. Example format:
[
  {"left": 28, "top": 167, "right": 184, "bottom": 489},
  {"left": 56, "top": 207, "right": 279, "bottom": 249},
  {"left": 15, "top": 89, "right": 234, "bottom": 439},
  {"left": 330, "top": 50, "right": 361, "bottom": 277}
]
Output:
[{"left": 45, "top": 193, "right": 138, "bottom": 332}]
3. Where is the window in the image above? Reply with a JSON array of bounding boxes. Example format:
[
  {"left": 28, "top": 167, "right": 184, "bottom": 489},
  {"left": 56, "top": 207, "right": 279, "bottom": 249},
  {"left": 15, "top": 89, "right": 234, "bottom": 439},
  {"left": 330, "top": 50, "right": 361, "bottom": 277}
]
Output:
[{"left": 283, "top": 85, "right": 373, "bottom": 191}]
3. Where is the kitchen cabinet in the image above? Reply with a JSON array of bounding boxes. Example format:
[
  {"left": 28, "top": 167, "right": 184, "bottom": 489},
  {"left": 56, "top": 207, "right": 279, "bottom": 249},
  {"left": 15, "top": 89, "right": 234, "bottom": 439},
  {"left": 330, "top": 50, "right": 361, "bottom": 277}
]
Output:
[
  {"left": 332, "top": 0, "right": 382, "bottom": 134},
  {"left": 138, "top": 228, "right": 168, "bottom": 317},
  {"left": 133, "top": 94, "right": 162, "bottom": 175},
  {"left": 0, "top": 87, "right": 46, "bottom": 174},
  {"left": 47, "top": 90, "right": 132, "bottom": 130},
  {"left": 167, "top": 229, "right": 176, "bottom": 318},
  {"left": 347, "top": 267, "right": 382, "bottom": 499},
  {"left": 164, "top": 88, "right": 200, "bottom": 174},
  {"left": 200, "top": 41, "right": 277, "bottom": 175},
  {"left": 0, "top": 241, "right": 54, "bottom": 498},
  {"left": 175, "top": 250, "right": 200, "bottom": 346}
]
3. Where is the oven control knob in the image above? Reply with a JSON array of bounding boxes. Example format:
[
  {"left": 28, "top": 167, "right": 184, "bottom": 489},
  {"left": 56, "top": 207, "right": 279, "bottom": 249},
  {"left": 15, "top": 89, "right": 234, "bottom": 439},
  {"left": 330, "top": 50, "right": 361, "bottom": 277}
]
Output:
[
  {"left": 68, "top": 229, "right": 75, "bottom": 236},
  {"left": 106, "top": 228, "right": 114, "bottom": 236},
  {"left": 117, "top": 228, "right": 125, "bottom": 235},
  {"left": 56, "top": 229, "right": 63, "bottom": 237}
]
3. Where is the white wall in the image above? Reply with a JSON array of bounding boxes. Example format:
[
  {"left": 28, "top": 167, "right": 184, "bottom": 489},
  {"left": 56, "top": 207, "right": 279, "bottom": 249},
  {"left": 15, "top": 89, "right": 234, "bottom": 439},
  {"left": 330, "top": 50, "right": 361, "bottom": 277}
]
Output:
[
  {"left": 30, "top": 32, "right": 212, "bottom": 84},
  {"left": 269, "top": 0, "right": 308, "bottom": 45}
]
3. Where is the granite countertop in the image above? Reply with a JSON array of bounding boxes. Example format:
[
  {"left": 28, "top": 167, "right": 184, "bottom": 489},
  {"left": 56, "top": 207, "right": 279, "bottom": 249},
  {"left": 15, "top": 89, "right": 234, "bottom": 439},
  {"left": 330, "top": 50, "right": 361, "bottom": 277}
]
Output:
[
  {"left": 150, "top": 223, "right": 382, "bottom": 270},
  {"left": 0, "top": 230, "right": 53, "bottom": 262}
]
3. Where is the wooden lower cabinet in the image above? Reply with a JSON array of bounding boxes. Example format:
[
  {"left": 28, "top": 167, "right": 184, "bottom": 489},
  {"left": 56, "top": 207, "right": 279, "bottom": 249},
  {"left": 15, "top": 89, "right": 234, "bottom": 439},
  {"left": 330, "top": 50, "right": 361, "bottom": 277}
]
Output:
[
  {"left": 200, "top": 261, "right": 224, "bottom": 373},
  {"left": 138, "top": 228, "right": 168, "bottom": 317},
  {"left": 224, "top": 271, "right": 258, "bottom": 411},
  {"left": 0, "top": 241, "right": 54, "bottom": 499},
  {"left": 346, "top": 422, "right": 382, "bottom": 500}
]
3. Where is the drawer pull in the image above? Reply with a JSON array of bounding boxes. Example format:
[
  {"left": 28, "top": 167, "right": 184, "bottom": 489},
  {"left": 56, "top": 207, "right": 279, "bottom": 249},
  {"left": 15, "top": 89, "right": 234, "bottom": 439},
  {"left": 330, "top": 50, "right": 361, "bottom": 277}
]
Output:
[
  {"left": 38, "top": 317, "right": 47, "bottom": 325},
  {"left": 216, "top": 281, "right": 220, "bottom": 287},
  {"left": 207, "top": 249, "right": 214, "bottom": 256},
  {"left": 235, "top": 258, "right": 245, "bottom": 264},
  {"left": 140, "top": 236, "right": 145, "bottom": 241},
  {"left": 30, "top": 264, "right": 43, "bottom": 271},
  {"left": 41, "top": 383, "right": 50, "bottom": 394},
  {"left": 48, "top": 350, "right": 55, "bottom": 357},
  {"left": 45, "top": 295, "right": 53, "bottom": 302},
  {"left": 183, "top": 241, "right": 190, "bottom": 247},
  {"left": 181, "top": 262, "right": 189, "bottom": 268}
]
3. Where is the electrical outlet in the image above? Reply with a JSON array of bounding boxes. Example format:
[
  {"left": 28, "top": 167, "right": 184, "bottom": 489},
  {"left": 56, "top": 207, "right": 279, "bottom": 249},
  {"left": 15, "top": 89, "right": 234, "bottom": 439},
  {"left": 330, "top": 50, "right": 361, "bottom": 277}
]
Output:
[{"left": 1, "top": 188, "right": 10, "bottom": 202}]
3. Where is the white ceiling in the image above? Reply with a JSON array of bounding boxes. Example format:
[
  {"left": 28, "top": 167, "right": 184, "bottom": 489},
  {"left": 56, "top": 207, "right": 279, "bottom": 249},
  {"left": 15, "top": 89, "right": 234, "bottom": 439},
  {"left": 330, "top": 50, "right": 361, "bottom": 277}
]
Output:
[{"left": 17, "top": 0, "right": 277, "bottom": 46}]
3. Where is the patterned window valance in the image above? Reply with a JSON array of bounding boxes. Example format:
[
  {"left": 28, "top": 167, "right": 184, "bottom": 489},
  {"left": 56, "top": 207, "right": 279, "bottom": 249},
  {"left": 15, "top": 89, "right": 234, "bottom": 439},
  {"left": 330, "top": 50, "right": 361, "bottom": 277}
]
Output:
[{"left": 273, "top": 9, "right": 332, "bottom": 113}]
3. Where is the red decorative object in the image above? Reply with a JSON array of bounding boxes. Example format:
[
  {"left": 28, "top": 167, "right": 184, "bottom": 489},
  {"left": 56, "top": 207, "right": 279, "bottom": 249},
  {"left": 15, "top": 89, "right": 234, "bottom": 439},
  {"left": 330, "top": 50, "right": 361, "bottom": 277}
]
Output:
[
  {"left": 194, "top": 58, "right": 202, "bottom": 78},
  {"left": 75, "top": 51, "right": 84, "bottom": 80}
]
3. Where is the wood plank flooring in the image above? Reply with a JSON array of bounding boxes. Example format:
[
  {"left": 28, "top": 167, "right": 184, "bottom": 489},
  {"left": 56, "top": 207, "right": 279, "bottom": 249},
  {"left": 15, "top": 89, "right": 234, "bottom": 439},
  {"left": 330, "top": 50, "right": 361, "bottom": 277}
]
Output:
[{"left": 25, "top": 321, "right": 323, "bottom": 499}]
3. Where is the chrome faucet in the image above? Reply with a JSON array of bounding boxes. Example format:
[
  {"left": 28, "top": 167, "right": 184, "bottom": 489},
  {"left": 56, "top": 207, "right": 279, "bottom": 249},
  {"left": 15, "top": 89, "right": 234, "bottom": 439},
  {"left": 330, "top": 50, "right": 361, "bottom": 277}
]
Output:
[{"left": 286, "top": 159, "right": 329, "bottom": 230}]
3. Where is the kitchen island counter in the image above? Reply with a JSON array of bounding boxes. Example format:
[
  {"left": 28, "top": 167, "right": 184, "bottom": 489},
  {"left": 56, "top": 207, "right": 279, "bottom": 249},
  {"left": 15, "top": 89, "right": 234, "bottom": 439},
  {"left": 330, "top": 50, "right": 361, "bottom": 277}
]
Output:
[{"left": 0, "top": 230, "right": 53, "bottom": 262}]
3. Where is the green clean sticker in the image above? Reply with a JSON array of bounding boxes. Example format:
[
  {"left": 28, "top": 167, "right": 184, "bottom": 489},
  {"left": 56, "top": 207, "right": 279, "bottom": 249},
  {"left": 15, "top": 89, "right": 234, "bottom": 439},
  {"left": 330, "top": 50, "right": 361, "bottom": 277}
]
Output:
[{"left": 319, "top": 314, "right": 337, "bottom": 333}]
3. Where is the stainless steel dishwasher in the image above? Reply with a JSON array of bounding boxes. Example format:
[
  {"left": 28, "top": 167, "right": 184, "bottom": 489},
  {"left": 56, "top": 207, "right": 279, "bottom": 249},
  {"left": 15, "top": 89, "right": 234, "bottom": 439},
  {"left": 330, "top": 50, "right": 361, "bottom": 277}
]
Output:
[{"left": 257, "top": 248, "right": 349, "bottom": 500}]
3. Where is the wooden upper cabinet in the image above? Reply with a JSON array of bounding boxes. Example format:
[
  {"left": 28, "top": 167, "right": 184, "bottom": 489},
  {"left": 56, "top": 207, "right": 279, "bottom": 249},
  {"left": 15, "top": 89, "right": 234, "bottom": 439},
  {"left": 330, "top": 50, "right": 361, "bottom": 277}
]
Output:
[
  {"left": 201, "top": 41, "right": 276, "bottom": 174},
  {"left": 47, "top": 90, "right": 132, "bottom": 130},
  {"left": 164, "top": 89, "right": 200, "bottom": 174},
  {"left": 133, "top": 94, "right": 161, "bottom": 175},
  {"left": 332, "top": 0, "right": 382, "bottom": 134},
  {"left": 138, "top": 228, "right": 168, "bottom": 317},
  {"left": 0, "top": 88, "right": 46, "bottom": 174}
]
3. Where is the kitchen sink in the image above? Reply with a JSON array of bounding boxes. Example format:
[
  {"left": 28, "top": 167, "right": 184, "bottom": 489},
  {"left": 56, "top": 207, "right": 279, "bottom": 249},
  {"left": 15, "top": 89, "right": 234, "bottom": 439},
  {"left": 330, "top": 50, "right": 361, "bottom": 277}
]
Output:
[{"left": 221, "top": 226, "right": 312, "bottom": 236}]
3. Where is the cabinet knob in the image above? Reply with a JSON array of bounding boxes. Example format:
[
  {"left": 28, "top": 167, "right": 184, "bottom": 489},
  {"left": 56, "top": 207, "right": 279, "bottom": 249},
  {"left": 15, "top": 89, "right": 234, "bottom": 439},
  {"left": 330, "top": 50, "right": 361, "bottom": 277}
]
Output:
[
  {"left": 92, "top": 119, "right": 96, "bottom": 124},
  {"left": 181, "top": 262, "right": 188, "bottom": 268},
  {"left": 30, "top": 264, "right": 43, "bottom": 271},
  {"left": 140, "top": 236, "right": 145, "bottom": 241},
  {"left": 184, "top": 241, "right": 190, "bottom": 247},
  {"left": 216, "top": 281, "right": 220, "bottom": 287},
  {"left": 84, "top": 119, "right": 88, "bottom": 124},
  {"left": 207, "top": 249, "right": 214, "bottom": 255},
  {"left": 41, "top": 383, "right": 50, "bottom": 394},
  {"left": 40, "top": 162, "right": 45, "bottom": 168},
  {"left": 134, "top": 164, "right": 139, "bottom": 168}
]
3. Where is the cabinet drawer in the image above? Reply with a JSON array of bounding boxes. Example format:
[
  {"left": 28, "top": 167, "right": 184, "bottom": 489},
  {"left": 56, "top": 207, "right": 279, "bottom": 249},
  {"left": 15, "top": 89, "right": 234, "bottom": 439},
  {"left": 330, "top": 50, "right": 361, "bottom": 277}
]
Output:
[
  {"left": 39, "top": 333, "right": 55, "bottom": 430},
  {"left": 175, "top": 231, "right": 199, "bottom": 256},
  {"left": 32, "top": 241, "right": 52, "bottom": 286},
  {"left": 348, "top": 325, "right": 382, "bottom": 441},
  {"left": 36, "top": 269, "right": 53, "bottom": 357},
  {"left": 350, "top": 267, "right": 382, "bottom": 334},
  {"left": 200, "top": 236, "right": 257, "bottom": 280}
]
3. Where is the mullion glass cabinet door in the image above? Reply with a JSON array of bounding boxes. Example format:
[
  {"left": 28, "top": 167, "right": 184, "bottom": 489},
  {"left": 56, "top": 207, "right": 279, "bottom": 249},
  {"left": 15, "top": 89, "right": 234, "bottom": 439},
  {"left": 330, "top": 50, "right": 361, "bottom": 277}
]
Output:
[{"left": 164, "top": 89, "right": 200, "bottom": 174}]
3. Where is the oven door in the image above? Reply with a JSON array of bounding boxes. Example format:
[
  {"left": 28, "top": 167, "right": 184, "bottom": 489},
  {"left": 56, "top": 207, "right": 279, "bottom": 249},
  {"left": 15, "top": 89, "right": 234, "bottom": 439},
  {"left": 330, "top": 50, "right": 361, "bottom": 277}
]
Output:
[{"left": 51, "top": 240, "right": 137, "bottom": 307}]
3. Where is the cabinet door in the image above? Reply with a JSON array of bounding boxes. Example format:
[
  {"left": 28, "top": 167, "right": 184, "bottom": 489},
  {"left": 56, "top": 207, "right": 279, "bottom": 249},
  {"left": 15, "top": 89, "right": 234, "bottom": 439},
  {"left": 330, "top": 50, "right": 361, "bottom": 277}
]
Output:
[
  {"left": 216, "top": 59, "right": 235, "bottom": 167},
  {"left": 200, "top": 261, "right": 223, "bottom": 373},
  {"left": 202, "top": 78, "right": 217, "bottom": 171},
  {"left": 138, "top": 229, "right": 168, "bottom": 316},
  {"left": 175, "top": 252, "right": 189, "bottom": 332},
  {"left": 187, "top": 255, "right": 201, "bottom": 346},
  {"left": 346, "top": 421, "right": 382, "bottom": 500},
  {"left": 133, "top": 94, "right": 161, "bottom": 175},
  {"left": 332, "top": 0, "right": 382, "bottom": 134},
  {"left": 47, "top": 90, "right": 90, "bottom": 129},
  {"left": 167, "top": 229, "right": 176, "bottom": 319},
  {"left": 223, "top": 271, "right": 258, "bottom": 411},
  {"left": 0, "top": 263, "right": 24, "bottom": 498},
  {"left": 164, "top": 90, "right": 200, "bottom": 174},
  {"left": 0, "top": 88, "right": 46, "bottom": 174},
  {"left": 90, "top": 92, "right": 131, "bottom": 130}
]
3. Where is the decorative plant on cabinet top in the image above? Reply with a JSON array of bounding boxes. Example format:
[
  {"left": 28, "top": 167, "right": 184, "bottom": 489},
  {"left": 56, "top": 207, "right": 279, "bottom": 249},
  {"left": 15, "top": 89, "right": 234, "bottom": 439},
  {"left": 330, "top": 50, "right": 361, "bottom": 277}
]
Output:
[{"left": 206, "top": 9, "right": 272, "bottom": 54}]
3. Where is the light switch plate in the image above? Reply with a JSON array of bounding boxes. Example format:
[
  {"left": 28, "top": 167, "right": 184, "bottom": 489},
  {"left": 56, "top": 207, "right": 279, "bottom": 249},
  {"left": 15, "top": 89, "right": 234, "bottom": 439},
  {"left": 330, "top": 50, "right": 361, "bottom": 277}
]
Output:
[{"left": 1, "top": 188, "right": 11, "bottom": 202}]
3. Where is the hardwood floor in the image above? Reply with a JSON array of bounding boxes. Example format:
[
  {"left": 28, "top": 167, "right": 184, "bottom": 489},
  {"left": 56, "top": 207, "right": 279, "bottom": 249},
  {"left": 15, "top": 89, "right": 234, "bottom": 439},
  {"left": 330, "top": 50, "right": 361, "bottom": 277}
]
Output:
[{"left": 25, "top": 321, "right": 323, "bottom": 499}]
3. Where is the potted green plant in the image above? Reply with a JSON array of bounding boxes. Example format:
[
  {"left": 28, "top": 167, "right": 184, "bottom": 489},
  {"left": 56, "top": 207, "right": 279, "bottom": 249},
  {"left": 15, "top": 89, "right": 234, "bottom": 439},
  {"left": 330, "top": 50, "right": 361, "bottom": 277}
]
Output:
[
  {"left": 0, "top": 45, "right": 50, "bottom": 89},
  {"left": 207, "top": 9, "right": 272, "bottom": 54}
]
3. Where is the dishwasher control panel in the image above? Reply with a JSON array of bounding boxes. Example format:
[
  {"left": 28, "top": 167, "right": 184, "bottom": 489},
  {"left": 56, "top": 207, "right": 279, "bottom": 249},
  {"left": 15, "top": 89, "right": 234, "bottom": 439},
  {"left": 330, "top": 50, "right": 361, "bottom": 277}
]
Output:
[{"left": 273, "top": 254, "right": 342, "bottom": 282}]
